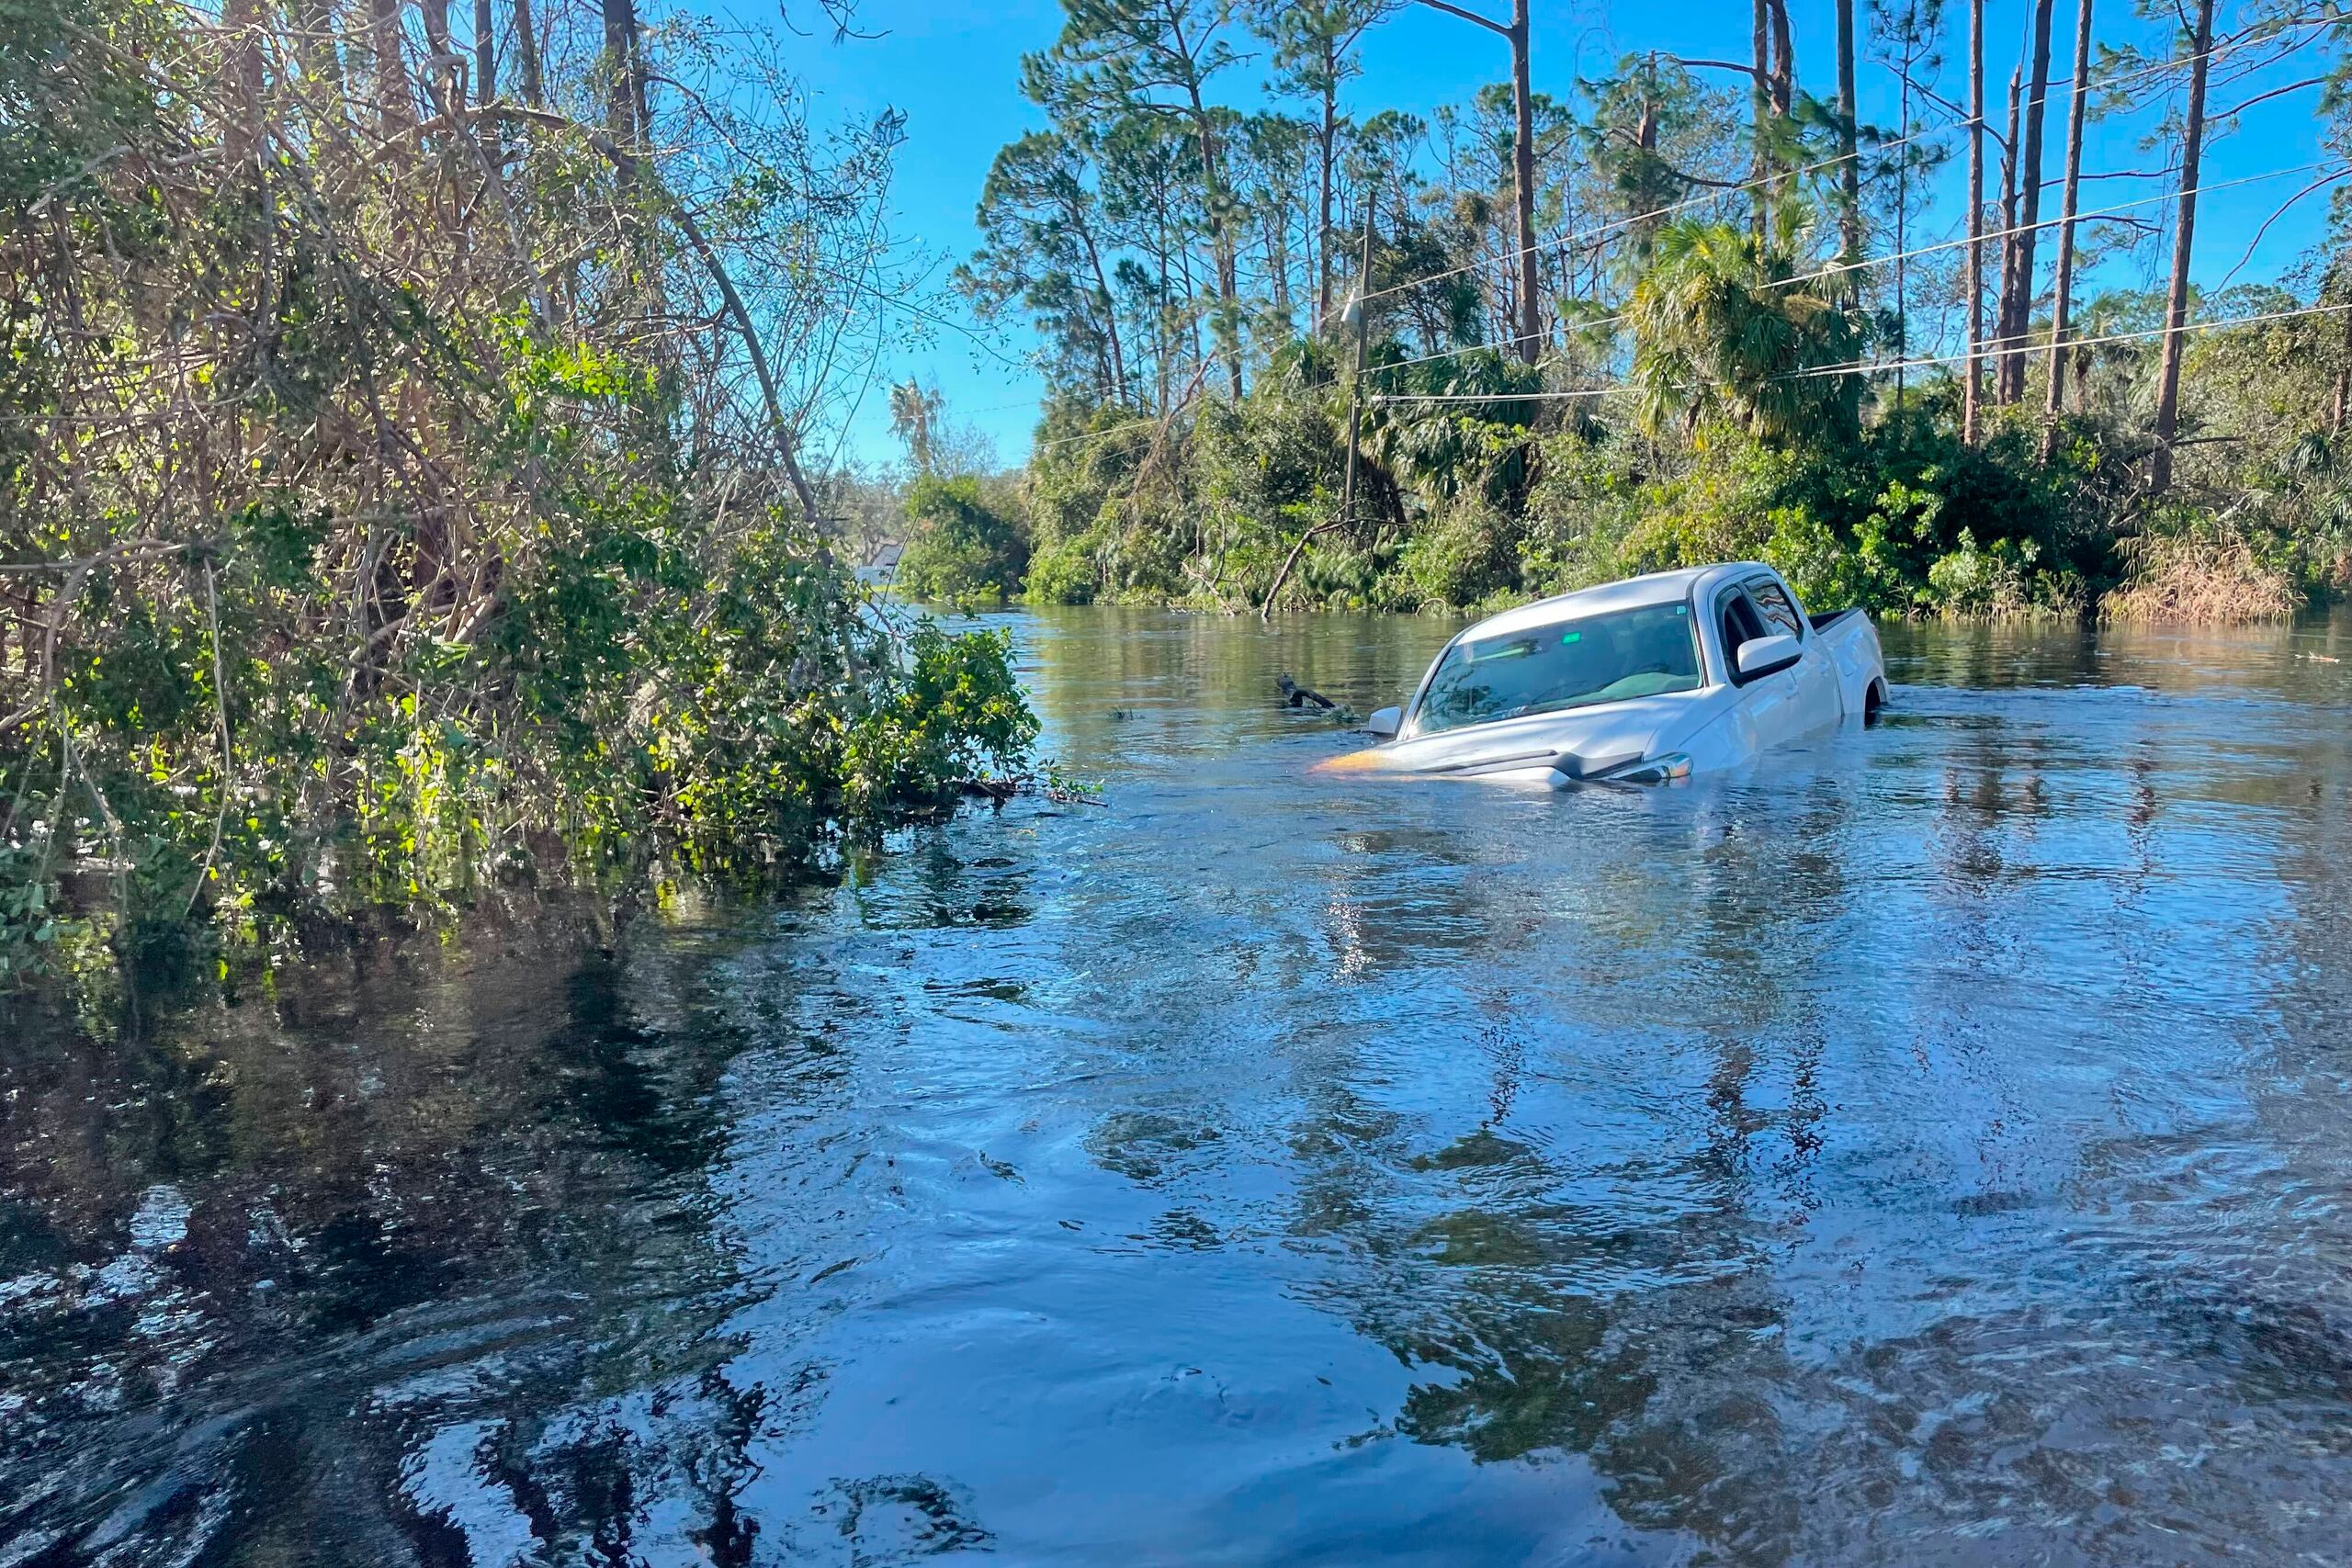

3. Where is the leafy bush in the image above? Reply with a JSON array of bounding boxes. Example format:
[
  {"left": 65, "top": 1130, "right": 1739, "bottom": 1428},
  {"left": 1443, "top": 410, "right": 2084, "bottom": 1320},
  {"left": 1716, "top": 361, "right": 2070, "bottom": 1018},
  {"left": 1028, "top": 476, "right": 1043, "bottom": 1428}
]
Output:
[
  {"left": 894, "top": 476, "right": 1030, "bottom": 604},
  {"left": 1395, "top": 495, "right": 1526, "bottom": 611},
  {"left": 0, "top": 0, "right": 1044, "bottom": 996}
]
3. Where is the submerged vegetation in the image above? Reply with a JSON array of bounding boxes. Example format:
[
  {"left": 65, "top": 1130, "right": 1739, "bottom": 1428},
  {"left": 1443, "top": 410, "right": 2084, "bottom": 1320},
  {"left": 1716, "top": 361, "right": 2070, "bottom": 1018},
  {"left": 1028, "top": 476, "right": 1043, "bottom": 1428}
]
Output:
[
  {"left": 893, "top": 0, "right": 2352, "bottom": 621},
  {"left": 0, "top": 0, "right": 1035, "bottom": 989}
]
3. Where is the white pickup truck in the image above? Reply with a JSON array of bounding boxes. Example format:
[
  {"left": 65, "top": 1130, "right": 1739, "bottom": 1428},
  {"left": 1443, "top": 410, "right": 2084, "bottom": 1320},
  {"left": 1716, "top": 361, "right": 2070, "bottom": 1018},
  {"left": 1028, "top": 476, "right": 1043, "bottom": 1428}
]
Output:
[{"left": 1318, "top": 563, "right": 1888, "bottom": 787}]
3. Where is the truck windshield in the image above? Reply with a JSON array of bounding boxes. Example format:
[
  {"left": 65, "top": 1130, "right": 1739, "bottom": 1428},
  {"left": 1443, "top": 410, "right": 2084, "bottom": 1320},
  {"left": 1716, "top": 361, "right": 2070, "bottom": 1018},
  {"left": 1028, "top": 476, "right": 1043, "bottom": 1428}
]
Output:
[{"left": 1414, "top": 602, "right": 1703, "bottom": 734}]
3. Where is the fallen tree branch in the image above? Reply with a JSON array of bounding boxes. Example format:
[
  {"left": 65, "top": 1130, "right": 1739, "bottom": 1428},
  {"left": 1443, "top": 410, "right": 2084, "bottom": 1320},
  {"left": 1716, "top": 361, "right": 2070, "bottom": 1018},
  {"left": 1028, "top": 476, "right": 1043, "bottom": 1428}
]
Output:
[
  {"left": 1259, "top": 522, "right": 1341, "bottom": 621},
  {"left": 487, "top": 105, "right": 820, "bottom": 525}
]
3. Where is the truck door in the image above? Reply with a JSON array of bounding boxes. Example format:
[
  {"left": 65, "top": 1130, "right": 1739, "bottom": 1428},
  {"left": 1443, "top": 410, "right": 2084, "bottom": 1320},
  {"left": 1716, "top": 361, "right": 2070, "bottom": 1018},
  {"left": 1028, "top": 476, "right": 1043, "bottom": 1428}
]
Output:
[
  {"left": 1744, "top": 574, "right": 1844, "bottom": 733},
  {"left": 1714, "top": 582, "right": 1807, "bottom": 752}
]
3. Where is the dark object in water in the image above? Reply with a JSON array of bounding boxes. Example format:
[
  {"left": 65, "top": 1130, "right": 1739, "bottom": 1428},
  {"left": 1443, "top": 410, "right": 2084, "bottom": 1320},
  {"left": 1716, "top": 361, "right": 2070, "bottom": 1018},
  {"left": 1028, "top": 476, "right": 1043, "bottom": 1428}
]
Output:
[{"left": 1277, "top": 674, "right": 1336, "bottom": 711}]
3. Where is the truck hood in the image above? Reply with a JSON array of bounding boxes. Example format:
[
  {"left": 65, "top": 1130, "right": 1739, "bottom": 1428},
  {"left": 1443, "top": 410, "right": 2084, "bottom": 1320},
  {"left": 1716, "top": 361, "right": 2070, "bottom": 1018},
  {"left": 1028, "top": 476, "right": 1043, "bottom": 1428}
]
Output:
[{"left": 1328, "top": 691, "right": 1724, "bottom": 780}]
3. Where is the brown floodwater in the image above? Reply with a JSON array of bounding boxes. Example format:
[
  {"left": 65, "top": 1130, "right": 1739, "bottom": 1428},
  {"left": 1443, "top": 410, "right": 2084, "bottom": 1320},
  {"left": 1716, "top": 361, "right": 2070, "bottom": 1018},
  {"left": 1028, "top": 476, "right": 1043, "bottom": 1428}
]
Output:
[{"left": 3, "top": 606, "right": 2350, "bottom": 1565}]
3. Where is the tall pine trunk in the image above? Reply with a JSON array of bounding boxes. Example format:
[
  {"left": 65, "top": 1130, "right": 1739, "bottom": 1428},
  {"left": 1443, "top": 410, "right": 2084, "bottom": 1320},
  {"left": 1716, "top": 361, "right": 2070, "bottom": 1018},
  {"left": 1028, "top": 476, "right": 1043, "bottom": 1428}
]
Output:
[
  {"left": 1750, "top": 0, "right": 1770, "bottom": 239},
  {"left": 220, "top": 0, "right": 265, "bottom": 167},
  {"left": 474, "top": 0, "right": 495, "bottom": 104},
  {"left": 1836, "top": 0, "right": 1860, "bottom": 269},
  {"left": 512, "top": 0, "right": 544, "bottom": 106},
  {"left": 2042, "top": 0, "right": 2094, "bottom": 447},
  {"left": 1995, "top": 62, "right": 2019, "bottom": 387},
  {"left": 2150, "top": 0, "right": 2216, "bottom": 495},
  {"left": 1965, "top": 0, "right": 1985, "bottom": 442},
  {"left": 1894, "top": 41, "right": 1914, "bottom": 398},
  {"left": 602, "top": 0, "right": 649, "bottom": 146},
  {"left": 1768, "top": 1, "right": 1793, "bottom": 145},
  {"left": 370, "top": 0, "right": 413, "bottom": 141},
  {"left": 1998, "top": 0, "right": 2057, "bottom": 403},
  {"left": 1316, "top": 63, "right": 1336, "bottom": 329},
  {"left": 1183, "top": 93, "right": 1244, "bottom": 401},
  {"left": 2331, "top": 281, "right": 2352, "bottom": 434}
]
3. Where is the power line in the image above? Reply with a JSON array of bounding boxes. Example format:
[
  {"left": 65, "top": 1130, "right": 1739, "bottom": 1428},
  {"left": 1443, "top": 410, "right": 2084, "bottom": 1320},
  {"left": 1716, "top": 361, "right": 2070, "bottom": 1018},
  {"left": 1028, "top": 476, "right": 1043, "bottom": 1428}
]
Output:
[
  {"left": 1334, "top": 11, "right": 2338, "bottom": 325},
  {"left": 1788, "top": 297, "right": 2352, "bottom": 384},
  {"left": 1334, "top": 127, "right": 1962, "bottom": 320},
  {"left": 999, "top": 16, "right": 2344, "bottom": 453},
  {"left": 1029, "top": 412, "right": 1170, "bottom": 452},
  {"left": 1363, "top": 298, "right": 2352, "bottom": 404},
  {"left": 1359, "top": 159, "right": 2338, "bottom": 380}
]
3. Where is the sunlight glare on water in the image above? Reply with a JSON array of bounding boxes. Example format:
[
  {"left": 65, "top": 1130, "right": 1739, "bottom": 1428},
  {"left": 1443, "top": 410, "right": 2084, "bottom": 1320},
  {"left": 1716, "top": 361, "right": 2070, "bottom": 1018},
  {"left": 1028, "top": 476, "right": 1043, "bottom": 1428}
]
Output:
[{"left": 4, "top": 607, "right": 2351, "bottom": 1565}]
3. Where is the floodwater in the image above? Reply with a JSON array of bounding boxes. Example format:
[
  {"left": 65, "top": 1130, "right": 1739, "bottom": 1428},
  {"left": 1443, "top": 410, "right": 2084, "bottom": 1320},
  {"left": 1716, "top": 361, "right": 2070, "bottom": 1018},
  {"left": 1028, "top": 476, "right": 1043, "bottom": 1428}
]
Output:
[{"left": 5, "top": 607, "right": 2352, "bottom": 1567}]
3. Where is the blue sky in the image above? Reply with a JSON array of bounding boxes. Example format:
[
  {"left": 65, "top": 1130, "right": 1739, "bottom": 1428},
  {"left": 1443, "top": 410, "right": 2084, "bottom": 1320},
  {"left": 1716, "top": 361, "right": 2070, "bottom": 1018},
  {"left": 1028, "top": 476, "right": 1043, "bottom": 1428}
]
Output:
[{"left": 755, "top": 0, "right": 2341, "bottom": 469}]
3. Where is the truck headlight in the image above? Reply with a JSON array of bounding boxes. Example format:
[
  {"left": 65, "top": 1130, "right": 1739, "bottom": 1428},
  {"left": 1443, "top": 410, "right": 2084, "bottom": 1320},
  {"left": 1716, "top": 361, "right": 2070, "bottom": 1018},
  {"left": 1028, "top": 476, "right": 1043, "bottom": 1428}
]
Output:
[{"left": 1600, "top": 752, "right": 1692, "bottom": 785}]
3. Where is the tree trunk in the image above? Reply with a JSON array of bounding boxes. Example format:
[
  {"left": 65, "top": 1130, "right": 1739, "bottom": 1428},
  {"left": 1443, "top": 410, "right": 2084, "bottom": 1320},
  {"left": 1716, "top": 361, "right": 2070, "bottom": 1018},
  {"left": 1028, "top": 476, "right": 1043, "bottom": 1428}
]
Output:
[
  {"left": 418, "top": 0, "right": 459, "bottom": 118},
  {"left": 1999, "top": 0, "right": 2057, "bottom": 403},
  {"left": 513, "top": 0, "right": 544, "bottom": 106},
  {"left": 1078, "top": 223, "right": 1128, "bottom": 406},
  {"left": 1751, "top": 0, "right": 1770, "bottom": 239},
  {"left": 371, "top": 0, "right": 414, "bottom": 140},
  {"left": 2150, "top": 0, "right": 2216, "bottom": 495},
  {"left": 1267, "top": 200, "right": 1291, "bottom": 321},
  {"left": 602, "top": 0, "right": 639, "bottom": 145},
  {"left": 1181, "top": 82, "right": 1245, "bottom": 400},
  {"left": 1835, "top": 0, "right": 1860, "bottom": 268},
  {"left": 1633, "top": 93, "right": 1662, "bottom": 254},
  {"left": 2042, "top": 0, "right": 2094, "bottom": 448},
  {"left": 1995, "top": 62, "right": 2019, "bottom": 390},
  {"left": 2332, "top": 283, "right": 2352, "bottom": 435},
  {"left": 1895, "top": 48, "right": 1911, "bottom": 399},
  {"left": 1965, "top": 0, "right": 1984, "bottom": 442},
  {"left": 474, "top": 0, "right": 495, "bottom": 104},
  {"left": 220, "top": 0, "right": 265, "bottom": 167},
  {"left": 1316, "top": 62, "right": 1336, "bottom": 329},
  {"left": 1767, "top": 1, "right": 1793, "bottom": 128},
  {"left": 1509, "top": 0, "right": 1539, "bottom": 360},
  {"left": 300, "top": 0, "right": 347, "bottom": 103}
]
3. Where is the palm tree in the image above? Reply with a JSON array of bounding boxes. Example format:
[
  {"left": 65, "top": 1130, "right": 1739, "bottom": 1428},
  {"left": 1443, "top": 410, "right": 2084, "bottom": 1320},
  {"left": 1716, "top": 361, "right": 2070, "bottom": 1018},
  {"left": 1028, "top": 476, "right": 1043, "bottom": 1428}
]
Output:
[
  {"left": 1628, "top": 220, "right": 1868, "bottom": 446},
  {"left": 888, "top": 380, "right": 943, "bottom": 474}
]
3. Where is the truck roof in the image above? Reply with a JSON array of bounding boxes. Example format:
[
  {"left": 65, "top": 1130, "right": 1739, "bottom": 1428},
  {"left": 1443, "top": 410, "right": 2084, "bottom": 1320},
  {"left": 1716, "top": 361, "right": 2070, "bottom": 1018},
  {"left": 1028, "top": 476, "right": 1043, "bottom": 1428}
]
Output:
[{"left": 1461, "top": 563, "right": 1767, "bottom": 640}]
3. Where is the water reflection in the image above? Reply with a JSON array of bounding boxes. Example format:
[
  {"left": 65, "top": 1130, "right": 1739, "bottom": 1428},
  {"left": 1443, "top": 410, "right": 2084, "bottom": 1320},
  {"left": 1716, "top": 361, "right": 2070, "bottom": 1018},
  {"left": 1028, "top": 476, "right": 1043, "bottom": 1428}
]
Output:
[{"left": 6, "top": 607, "right": 2352, "bottom": 1564}]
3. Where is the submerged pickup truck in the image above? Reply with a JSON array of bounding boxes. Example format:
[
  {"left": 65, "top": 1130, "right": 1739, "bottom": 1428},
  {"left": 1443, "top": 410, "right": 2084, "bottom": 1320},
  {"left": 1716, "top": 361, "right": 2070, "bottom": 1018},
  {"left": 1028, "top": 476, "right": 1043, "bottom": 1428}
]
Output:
[{"left": 1317, "top": 562, "right": 1887, "bottom": 787}]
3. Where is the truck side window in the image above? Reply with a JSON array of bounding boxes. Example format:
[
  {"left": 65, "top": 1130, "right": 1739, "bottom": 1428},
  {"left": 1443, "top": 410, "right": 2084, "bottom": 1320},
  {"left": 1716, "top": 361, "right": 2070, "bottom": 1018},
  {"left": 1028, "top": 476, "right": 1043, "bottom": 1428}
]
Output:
[
  {"left": 1716, "top": 590, "right": 1768, "bottom": 678},
  {"left": 1746, "top": 578, "right": 1804, "bottom": 639}
]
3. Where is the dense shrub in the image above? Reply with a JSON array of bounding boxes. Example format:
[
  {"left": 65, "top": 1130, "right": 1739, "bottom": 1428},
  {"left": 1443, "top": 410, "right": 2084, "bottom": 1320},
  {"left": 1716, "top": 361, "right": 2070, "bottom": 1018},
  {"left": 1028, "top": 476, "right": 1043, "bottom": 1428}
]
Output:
[
  {"left": 0, "top": 0, "right": 1039, "bottom": 991},
  {"left": 895, "top": 476, "right": 1031, "bottom": 604},
  {"left": 1396, "top": 496, "right": 1527, "bottom": 611}
]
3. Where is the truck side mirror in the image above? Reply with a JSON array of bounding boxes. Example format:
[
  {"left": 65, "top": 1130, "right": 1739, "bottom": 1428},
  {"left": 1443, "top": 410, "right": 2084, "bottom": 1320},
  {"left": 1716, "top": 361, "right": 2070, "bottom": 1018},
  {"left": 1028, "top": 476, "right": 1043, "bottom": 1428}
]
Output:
[
  {"left": 1366, "top": 705, "right": 1401, "bottom": 739},
  {"left": 1735, "top": 634, "right": 1802, "bottom": 682}
]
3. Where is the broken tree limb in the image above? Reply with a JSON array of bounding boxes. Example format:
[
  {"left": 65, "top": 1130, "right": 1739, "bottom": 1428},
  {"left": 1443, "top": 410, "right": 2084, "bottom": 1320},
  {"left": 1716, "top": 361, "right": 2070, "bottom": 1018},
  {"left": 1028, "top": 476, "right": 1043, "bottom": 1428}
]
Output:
[
  {"left": 488, "top": 105, "right": 820, "bottom": 525},
  {"left": 1258, "top": 521, "right": 1340, "bottom": 620},
  {"left": 1276, "top": 673, "right": 1336, "bottom": 710}
]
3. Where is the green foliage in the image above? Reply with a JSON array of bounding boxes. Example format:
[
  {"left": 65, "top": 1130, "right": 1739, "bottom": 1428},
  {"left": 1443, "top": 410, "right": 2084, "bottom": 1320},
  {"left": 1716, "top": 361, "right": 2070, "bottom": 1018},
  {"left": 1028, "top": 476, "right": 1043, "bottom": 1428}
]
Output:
[
  {"left": 0, "top": 0, "right": 1038, "bottom": 995},
  {"left": 949, "top": 0, "right": 2352, "bottom": 631},
  {"left": 1395, "top": 496, "right": 1526, "bottom": 612},
  {"left": 1630, "top": 221, "right": 1870, "bottom": 446},
  {"left": 1521, "top": 413, "right": 2107, "bottom": 617},
  {"left": 895, "top": 477, "right": 1031, "bottom": 604}
]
